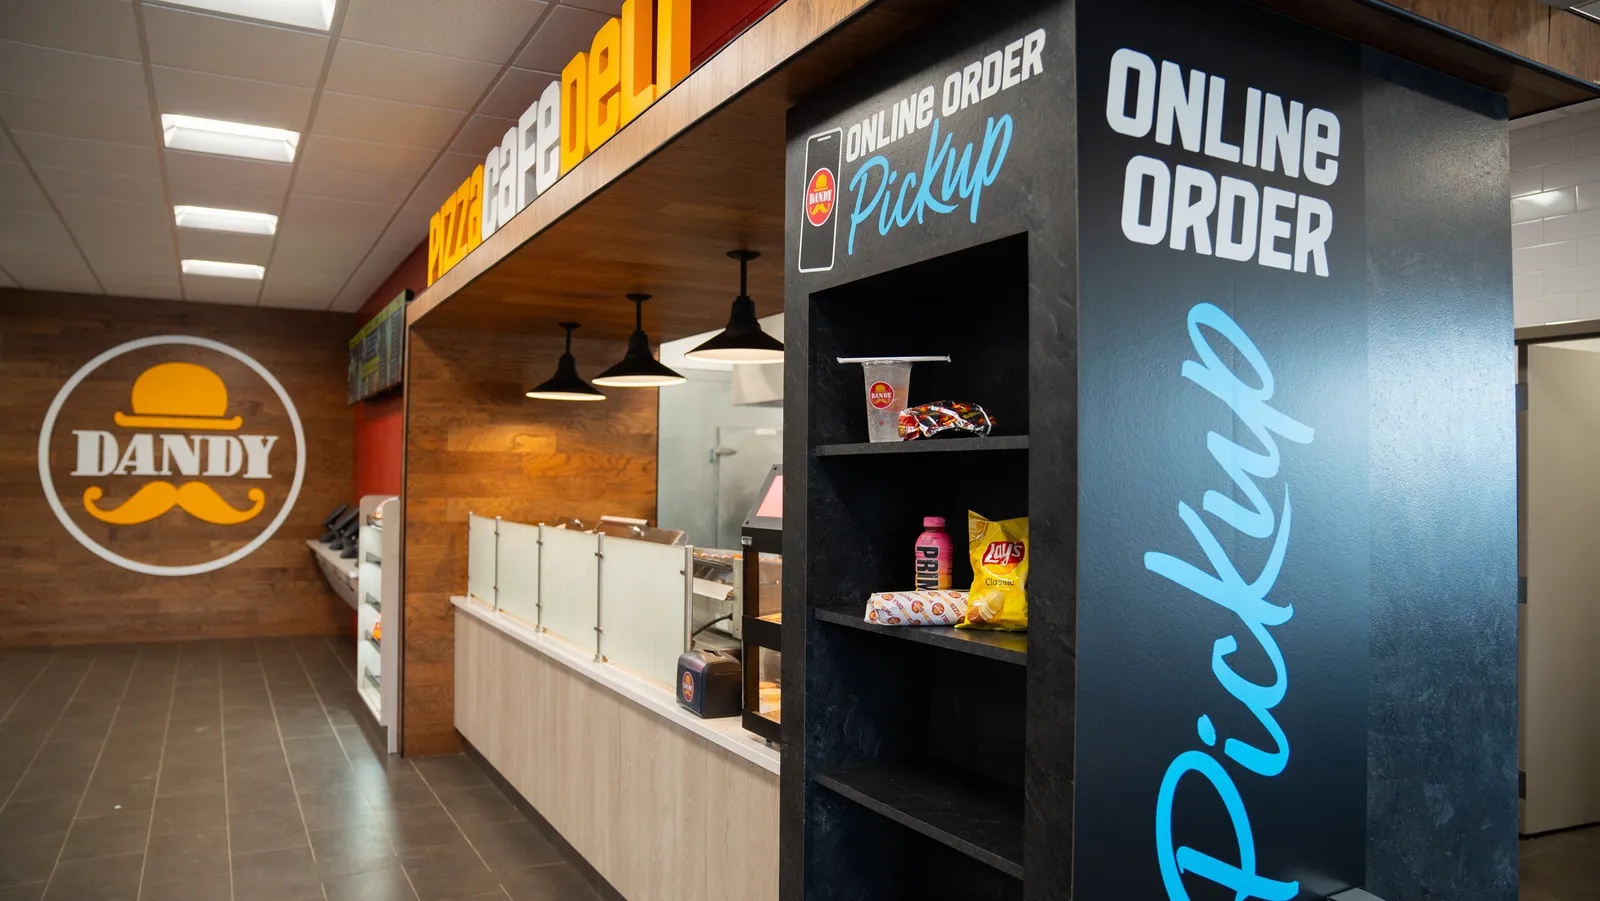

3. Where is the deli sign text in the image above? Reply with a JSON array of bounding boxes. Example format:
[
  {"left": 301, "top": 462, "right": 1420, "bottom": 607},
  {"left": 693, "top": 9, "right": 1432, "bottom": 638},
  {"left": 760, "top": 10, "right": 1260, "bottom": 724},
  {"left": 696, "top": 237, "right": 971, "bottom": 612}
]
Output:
[{"left": 427, "top": 0, "right": 691, "bottom": 285}]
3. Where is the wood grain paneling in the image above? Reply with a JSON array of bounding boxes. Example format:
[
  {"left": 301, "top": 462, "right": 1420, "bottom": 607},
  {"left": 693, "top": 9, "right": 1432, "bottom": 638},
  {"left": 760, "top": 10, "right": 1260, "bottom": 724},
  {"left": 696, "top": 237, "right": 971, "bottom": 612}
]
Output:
[
  {"left": 456, "top": 611, "right": 779, "bottom": 901},
  {"left": 1549, "top": 7, "right": 1600, "bottom": 86},
  {"left": 0, "top": 289, "right": 354, "bottom": 646},
  {"left": 402, "top": 327, "right": 657, "bottom": 755}
]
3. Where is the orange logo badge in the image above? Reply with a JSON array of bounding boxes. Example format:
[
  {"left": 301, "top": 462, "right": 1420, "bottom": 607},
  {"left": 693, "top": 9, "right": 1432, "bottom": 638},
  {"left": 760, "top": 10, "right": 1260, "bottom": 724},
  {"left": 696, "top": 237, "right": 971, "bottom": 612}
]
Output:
[
  {"left": 868, "top": 381, "right": 895, "bottom": 409},
  {"left": 39, "top": 337, "right": 305, "bottom": 577},
  {"left": 806, "top": 168, "right": 836, "bottom": 227}
]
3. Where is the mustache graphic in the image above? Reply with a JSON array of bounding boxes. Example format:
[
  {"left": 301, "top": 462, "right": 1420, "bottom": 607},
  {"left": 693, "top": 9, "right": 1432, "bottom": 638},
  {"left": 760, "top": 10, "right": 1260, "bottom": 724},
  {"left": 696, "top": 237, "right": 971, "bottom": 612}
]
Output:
[{"left": 83, "top": 482, "right": 266, "bottom": 526}]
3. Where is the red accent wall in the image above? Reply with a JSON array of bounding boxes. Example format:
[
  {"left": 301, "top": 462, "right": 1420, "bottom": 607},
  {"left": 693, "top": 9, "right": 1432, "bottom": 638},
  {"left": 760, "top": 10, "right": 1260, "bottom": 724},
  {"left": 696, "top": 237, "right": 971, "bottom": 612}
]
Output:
[
  {"left": 352, "top": 241, "right": 425, "bottom": 503},
  {"left": 692, "top": 0, "right": 783, "bottom": 66}
]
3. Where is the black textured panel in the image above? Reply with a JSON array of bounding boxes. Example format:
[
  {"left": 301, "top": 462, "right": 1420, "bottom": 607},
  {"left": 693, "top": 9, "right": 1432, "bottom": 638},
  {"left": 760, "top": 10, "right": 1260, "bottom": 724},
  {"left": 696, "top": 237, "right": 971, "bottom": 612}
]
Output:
[{"left": 1359, "top": 47, "right": 1517, "bottom": 901}]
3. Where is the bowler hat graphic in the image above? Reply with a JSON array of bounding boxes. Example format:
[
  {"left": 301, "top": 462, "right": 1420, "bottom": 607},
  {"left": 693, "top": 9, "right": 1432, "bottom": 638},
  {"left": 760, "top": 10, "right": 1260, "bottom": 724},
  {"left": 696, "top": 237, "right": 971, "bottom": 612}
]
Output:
[{"left": 113, "top": 362, "right": 244, "bottom": 431}]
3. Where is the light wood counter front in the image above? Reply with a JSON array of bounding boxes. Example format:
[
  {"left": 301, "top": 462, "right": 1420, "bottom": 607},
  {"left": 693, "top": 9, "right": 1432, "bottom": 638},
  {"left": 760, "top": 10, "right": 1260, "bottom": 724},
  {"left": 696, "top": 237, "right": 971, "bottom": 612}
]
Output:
[{"left": 454, "top": 602, "right": 779, "bottom": 901}]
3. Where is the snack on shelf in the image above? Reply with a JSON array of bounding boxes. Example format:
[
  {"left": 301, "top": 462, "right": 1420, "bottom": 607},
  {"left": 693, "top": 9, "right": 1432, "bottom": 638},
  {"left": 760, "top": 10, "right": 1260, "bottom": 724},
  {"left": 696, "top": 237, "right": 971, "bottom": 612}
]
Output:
[
  {"left": 959, "top": 511, "right": 1028, "bottom": 631},
  {"left": 865, "top": 590, "right": 968, "bottom": 626},
  {"left": 897, "top": 401, "right": 994, "bottom": 440}
]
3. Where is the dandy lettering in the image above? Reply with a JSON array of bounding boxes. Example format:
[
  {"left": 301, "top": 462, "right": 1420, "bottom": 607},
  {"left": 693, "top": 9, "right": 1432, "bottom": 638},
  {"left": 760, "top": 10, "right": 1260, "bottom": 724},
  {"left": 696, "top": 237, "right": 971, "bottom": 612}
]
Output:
[{"left": 1144, "top": 303, "right": 1313, "bottom": 901}]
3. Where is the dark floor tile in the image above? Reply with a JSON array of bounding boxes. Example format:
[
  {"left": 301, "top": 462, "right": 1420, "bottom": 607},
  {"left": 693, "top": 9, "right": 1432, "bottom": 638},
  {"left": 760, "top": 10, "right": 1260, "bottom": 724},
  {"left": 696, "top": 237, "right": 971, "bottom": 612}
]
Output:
[
  {"left": 411, "top": 757, "right": 490, "bottom": 793},
  {"left": 435, "top": 787, "right": 520, "bottom": 827},
  {"left": 309, "top": 825, "right": 398, "bottom": 877},
  {"left": 88, "top": 755, "right": 161, "bottom": 784},
  {"left": 282, "top": 735, "right": 346, "bottom": 765},
  {"left": 399, "top": 841, "right": 502, "bottom": 901},
  {"left": 498, "top": 864, "right": 599, "bottom": 901},
  {"left": 461, "top": 821, "right": 563, "bottom": 873},
  {"left": 231, "top": 846, "right": 323, "bottom": 901},
  {"left": 382, "top": 804, "right": 463, "bottom": 853},
  {"left": 133, "top": 871, "right": 231, "bottom": 901},
  {"left": 0, "top": 794, "right": 80, "bottom": 836},
  {"left": 9, "top": 764, "right": 93, "bottom": 802},
  {"left": 77, "top": 775, "right": 155, "bottom": 817},
  {"left": 34, "top": 740, "right": 104, "bottom": 769},
  {"left": 359, "top": 771, "right": 439, "bottom": 812},
  {"left": 227, "top": 775, "right": 296, "bottom": 813},
  {"left": 142, "top": 827, "right": 230, "bottom": 886},
  {"left": 40, "top": 850, "right": 141, "bottom": 901},
  {"left": 221, "top": 723, "right": 283, "bottom": 750},
  {"left": 0, "top": 882, "right": 44, "bottom": 901},
  {"left": 299, "top": 786, "right": 378, "bottom": 832},
  {"left": 0, "top": 830, "right": 67, "bottom": 888},
  {"left": 276, "top": 717, "right": 334, "bottom": 741},
  {"left": 151, "top": 793, "right": 227, "bottom": 834},
  {"left": 291, "top": 757, "right": 358, "bottom": 794},
  {"left": 59, "top": 810, "right": 150, "bottom": 861},
  {"left": 227, "top": 804, "right": 309, "bottom": 855},
  {"left": 154, "top": 764, "right": 225, "bottom": 800},
  {"left": 322, "top": 862, "right": 421, "bottom": 901}
]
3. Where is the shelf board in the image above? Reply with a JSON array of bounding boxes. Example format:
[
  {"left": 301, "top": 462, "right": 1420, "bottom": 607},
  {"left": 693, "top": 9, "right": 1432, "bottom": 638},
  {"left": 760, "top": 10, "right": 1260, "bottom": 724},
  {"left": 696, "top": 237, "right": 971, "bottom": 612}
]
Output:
[
  {"left": 815, "top": 607, "right": 1026, "bottom": 665},
  {"left": 813, "top": 435, "right": 1028, "bottom": 457},
  {"left": 364, "top": 668, "right": 381, "bottom": 692},
  {"left": 364, "top": 594, "right": 380, "bottom": 611},
  {"left": 366, "top": 635, "right": 381, "bottom": 655},
  {"left": 813, "top": 765, "right": 1023, "bottom": 879},
  {"left": 364, "top": 552, "right": 382, "bottom": 566}
]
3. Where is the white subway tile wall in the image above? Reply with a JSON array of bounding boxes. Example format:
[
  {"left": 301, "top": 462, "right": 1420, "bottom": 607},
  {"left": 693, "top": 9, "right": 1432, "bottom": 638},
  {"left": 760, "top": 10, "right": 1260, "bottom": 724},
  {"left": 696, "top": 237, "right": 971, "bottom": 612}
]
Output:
[{"left": 1512, "top": 104, "right": 1600, "bottom": 327}]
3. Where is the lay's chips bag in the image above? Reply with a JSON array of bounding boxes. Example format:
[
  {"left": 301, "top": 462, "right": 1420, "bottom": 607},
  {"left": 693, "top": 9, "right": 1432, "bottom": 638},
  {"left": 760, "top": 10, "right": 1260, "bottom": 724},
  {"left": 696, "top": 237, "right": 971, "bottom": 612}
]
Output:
[{"left": 959, "top": 511, "right": 1028, "bottom": 631}]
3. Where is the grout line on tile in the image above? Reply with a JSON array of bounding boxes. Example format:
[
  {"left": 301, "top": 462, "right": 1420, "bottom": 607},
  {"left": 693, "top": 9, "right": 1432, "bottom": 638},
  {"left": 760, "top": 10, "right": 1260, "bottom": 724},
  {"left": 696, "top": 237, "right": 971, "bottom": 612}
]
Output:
[
  {"left": 39, "top": 646, "right": 142, "bottom": 898},
  {"left": 0, "top": 651, "right": 99, "bottom": 813},
  {"left": 257, "top": 638, "right": 332, "bottom": 901},
  {"left": 132, "top": 643, "right": 182, "bottom": 901}
]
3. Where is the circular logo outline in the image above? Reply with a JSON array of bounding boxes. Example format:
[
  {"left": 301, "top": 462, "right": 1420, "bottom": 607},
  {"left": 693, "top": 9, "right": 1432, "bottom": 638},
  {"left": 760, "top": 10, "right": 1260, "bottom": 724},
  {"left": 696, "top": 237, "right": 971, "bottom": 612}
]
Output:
[
  {"left": 37, "top": 335, "right": 307, "bottom": 578},
  {"left": 806, "top": 168, "right": 836, "bottom": 227},
  {"left": 869, "top": 380, "right": 895, "bottom": 409}
]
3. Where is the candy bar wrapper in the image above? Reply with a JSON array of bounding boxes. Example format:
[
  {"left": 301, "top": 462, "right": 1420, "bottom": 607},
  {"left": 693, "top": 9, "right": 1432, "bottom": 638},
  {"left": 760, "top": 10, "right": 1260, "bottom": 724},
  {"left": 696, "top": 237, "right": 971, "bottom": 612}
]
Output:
[{"left": 864, "top": 590, "right": 968, "bottom": 626}]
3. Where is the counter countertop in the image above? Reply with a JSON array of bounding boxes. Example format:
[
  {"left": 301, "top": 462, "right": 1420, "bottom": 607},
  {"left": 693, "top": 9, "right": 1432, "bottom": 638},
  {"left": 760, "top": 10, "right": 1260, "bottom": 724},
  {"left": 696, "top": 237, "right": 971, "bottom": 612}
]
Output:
[{"left": 451, "top": 596, "right": 780, "bottom": 775}]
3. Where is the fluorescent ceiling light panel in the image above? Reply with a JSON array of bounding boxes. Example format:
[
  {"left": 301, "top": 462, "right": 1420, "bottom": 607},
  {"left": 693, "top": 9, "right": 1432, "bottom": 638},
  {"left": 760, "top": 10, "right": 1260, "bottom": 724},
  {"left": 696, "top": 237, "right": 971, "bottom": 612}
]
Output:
[
  {"left": 174, "top": 205, "right": 278, "bottom": 236},
  {"left": 152, "top": 0, "right": 337, "bottom": 31},
  {"left": 182, "top": 259, "right": 265, "bottom": 280},
  {"left": 161, "top": 114, "right": 299, "bottom": 163}
]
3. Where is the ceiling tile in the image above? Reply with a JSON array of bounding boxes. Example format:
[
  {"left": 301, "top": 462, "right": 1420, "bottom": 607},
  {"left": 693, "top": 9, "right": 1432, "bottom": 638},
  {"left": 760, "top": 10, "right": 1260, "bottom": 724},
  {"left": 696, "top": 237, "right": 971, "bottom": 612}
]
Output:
[
  {"left": 332, "top": 232, "right": 419, "bottom": 308},
  {"left": 0, "top": 135, "right": 17, "bottom": 163},
  {"left": 8, "top": 131, "right": 158, "bottom": 179},
  {"left": 0, "top": 268, "right": 16, "bottom": 288},
  {"left": 326, "top": 40, "right": 499, "bottom": 111},
  {"left": 259, "top": 267, "right": 352, "bottom": 308},
  {"left": 55, "top": 196, "right": 172, "bottom": 248},
  {"left": 283, "top": 192, "right": 399, "bottom": 225},
  {"left": 152, "top": 66, "right": 313, "bottom": 132},
  {"left": 478, "top": 67, "right": 556, "bottom": 120},
  {"left": 0, "top": 92, "right": 155, "bottom": 146},
  {"left": 515, "top": 5, "right": 607, "bottom": 72},
  {"left": 167, "top": 181, "right": 284, "bottom": 215},
  {"left": 33, "top": 165, "right": 165, "bottom": 204},
  {"left": 82, "top": 252, "right": 180, "bottom": 282},
  {"left": 0, "top": 0, "right": 140, "bottom": 61},
  {"left": 310, "top": 92, "right": 465, "bottom": 150},
  {"left": 341, "top": 0, "right": 549, "bottom": 63},
  {"left": 0, "top": 207, "right": 79, "bottom": 252},
  {"left": 296, "top": 134, "right": 438, "bottom": 180},
  {"left": 261, "top": 292, "right": 337, "bottom": 311},
  {"left": 293, "top": 165, "right": 415, "bottom": 205},
  {"left": 0, "top": 42, "right": 147, "bottom": 111},
  {"left": 176, "top": 228, "right": 274, "bottom": 266},
  {"left": 0, "top": 247, "right": 101, "bottom": 294},
  {"left": 99, "top": 276, "right": 183, "bottom": 300},
  {"left": 561, "top": 0, "right": 623, "bottom": 14},
  {"left": 164, "top": 148, "right": 292, "bottom": 193},
  {"left": 181, "top": 273, "right": 260, "bottom": 305},
  {"left": 449, "top": 114, "right": 515, "bottom": 156},
  {"left": 0, "top": 162, "right": 52, "bottom": 213},
  {"left": 143, "top": 5, "right": 328, "bottom": 88}
]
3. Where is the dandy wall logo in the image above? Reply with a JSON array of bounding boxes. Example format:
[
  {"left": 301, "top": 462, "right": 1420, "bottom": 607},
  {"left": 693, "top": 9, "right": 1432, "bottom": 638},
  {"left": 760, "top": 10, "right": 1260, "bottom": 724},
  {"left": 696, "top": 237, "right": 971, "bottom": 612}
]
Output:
[{"left": 37, "top": 336, "right": 306, "bottom": 577}]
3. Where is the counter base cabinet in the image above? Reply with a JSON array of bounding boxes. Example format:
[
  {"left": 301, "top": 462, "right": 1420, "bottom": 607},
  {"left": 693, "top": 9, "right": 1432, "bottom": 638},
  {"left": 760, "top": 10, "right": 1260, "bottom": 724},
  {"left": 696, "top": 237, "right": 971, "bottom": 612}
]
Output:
[{"left": 455, "top": 610, "right": 779, "bottom": 901}]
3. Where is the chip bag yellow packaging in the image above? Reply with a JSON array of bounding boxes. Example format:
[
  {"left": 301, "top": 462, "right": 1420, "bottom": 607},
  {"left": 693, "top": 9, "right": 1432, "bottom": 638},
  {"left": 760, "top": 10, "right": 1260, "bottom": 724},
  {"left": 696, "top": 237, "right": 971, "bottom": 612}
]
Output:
[{"left": 959, "top": 511, "right": 1028, "bottom": 631}]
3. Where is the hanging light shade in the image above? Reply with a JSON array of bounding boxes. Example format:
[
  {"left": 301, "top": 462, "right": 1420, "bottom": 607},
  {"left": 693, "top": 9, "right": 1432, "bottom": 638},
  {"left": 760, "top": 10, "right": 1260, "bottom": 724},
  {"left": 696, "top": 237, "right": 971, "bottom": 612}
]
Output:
[
  {"left": 593, "top": 294, "right": 687, "bottom": 388},
  {"left": 526, "top": 322, "right": 606, "bottom": 402},
  {"left": 685, "top": 250, "right": 784, "bottom": 364}
]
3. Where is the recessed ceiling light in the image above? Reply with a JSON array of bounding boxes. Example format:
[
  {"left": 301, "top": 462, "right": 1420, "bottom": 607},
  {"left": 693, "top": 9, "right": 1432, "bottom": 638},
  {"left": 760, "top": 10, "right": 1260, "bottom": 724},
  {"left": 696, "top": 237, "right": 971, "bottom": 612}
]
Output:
[
  {"left": 161, "top": 114, "right": 299, "bottom": 163},
  {"left": 174, "top": 205, "right": 278, "bottom": 236},
  {"left": 152, "top": 0, "right": 338, "bottom": 31},
  {"left": 182, "top": 259, "right": 265, "bottom": 280}
]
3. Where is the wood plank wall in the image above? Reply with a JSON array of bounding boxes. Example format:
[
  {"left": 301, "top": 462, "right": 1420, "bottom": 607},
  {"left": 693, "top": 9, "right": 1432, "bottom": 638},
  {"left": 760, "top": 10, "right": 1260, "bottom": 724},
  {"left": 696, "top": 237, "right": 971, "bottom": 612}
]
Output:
[
  {"left": 0, "top": 290, "right": 354, "bottom": 645},
  {"left": 1396, "top": 0, "right": 1600, "bottom": 83},
  {"left": 402, "top": 326, "right": 658, "bottom": 756}
]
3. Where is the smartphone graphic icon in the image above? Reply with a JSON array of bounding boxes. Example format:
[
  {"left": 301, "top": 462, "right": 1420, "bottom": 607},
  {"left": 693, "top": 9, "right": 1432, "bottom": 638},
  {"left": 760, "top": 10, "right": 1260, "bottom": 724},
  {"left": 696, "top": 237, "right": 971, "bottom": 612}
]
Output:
[{"left": 799, "top": 128, "right": 843, "bottom": 273}]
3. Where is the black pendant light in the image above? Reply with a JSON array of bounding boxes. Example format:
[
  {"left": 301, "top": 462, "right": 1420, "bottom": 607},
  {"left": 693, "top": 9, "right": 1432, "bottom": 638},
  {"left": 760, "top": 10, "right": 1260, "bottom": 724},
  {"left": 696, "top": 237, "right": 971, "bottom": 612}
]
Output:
[
  {"left": 526, "top": 322, "right": 606, "bottom": 402},
  {"left": 685, "top": 250, "right": 784, "bottom": 364},
  {"left": 593, "top": 294, "right": 687, "bottom": 388}
]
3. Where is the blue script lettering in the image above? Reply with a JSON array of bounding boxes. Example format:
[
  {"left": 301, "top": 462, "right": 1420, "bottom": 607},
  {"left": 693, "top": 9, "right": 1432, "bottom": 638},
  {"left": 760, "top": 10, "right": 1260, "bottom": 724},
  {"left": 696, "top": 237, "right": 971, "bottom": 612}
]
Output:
[
  {"left": 846, "top": 114, "right": 1013, "bottom": 256},
  {"left": 1146, "top": 303, "right": 1313, "bottom": 900}
]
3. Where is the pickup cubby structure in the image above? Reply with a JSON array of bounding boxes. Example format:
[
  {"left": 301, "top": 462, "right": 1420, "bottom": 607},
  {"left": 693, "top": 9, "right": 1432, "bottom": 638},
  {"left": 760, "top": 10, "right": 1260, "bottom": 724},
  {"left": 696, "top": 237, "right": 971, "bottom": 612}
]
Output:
[{"left": 781, "top": 0, "right": 1554, "bottom": 898}]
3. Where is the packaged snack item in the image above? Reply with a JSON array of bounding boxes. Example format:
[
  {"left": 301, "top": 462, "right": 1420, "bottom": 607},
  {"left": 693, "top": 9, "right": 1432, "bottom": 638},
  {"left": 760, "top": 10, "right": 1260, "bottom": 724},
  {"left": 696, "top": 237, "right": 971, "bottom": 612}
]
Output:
[
  {"left": 865, "top": 590, "right": 968, "bottom": 626},
  {"left": 897, "top": 401, "right": 994, "bottom": 439},
  {"left": 960, "top": 511, "right": 1028, "bottom": 631}
]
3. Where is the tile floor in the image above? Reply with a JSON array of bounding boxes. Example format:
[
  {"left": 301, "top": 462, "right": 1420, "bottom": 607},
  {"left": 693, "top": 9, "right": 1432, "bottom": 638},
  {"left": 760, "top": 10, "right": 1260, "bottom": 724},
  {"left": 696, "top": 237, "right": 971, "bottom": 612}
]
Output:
[
  {"left": 0, "top": 637, "right": 601, "bottom": 901},
  {"left": 1521, "top": 824, "right": 1600, "bottom": 901}
]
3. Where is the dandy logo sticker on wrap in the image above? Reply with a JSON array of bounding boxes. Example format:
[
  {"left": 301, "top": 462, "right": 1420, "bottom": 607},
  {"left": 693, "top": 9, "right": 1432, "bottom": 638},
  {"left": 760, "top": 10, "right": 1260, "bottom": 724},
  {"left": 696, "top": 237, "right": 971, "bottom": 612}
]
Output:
[{"left": 38, "top": 336, "right": 306, "bottom": 577}]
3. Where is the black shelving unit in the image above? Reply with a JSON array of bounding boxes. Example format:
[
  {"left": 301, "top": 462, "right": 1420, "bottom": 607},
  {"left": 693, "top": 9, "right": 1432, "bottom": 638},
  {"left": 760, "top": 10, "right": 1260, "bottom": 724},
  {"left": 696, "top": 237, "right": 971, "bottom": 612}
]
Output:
[
  {"left": 812, "top": 435, "right": 1029, "bottom": 458},
  {"left": 814, "top": 607, "right": 1026, "bottom": 665},
  {"left": 741, "top": 464, "right": 784, "bottom": 744}
]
